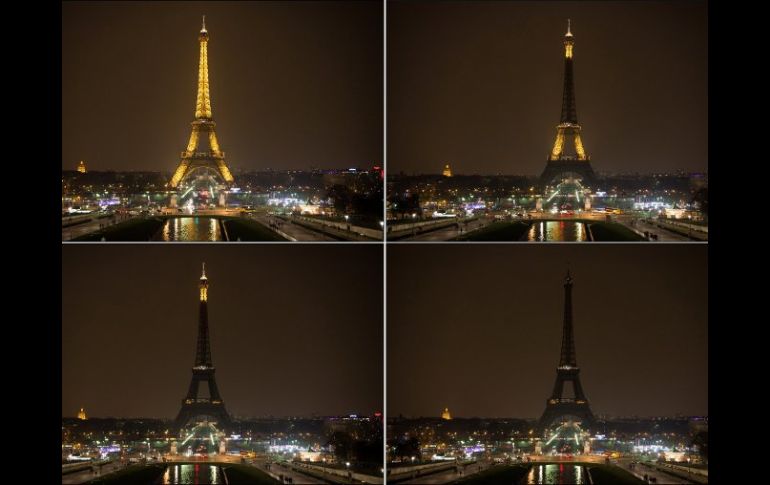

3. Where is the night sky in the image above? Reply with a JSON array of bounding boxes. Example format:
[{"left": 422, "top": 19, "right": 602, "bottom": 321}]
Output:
[
  {"left": 388, "top": 1, "right": 707, "bottom": 175},
  {"left": 62, "top": 245, "right": 383, "bottom": 419},
  {"left": 388, "top": 244, "right": 707, "bottom": 418},
  {"left": 62, "top": 1, "right": 383, "bottom": 172}
]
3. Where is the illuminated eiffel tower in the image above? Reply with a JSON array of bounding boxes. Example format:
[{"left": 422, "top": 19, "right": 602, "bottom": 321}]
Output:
[
  {"left": 540, "top": 20, "right": 596, "bottom": 187},
  {"left": 169, "top": 16, "right": 234, "bottom": 193}
]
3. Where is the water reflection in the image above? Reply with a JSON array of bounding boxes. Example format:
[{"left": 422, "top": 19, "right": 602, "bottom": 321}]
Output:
[
  {"left": 160, "top": 463, "right": 223, "bottom": 484},
  {"left": 526, "top": 221, "right": 587, "bottom": 241},
  {"left": 526, "top": 464, "right": 585, "bottom": 484},
  {"left": 159, "top": 217, "right": 223, "bottom": 241}
]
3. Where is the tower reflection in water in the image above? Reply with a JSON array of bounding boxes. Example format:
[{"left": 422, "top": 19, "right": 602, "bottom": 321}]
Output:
[{"left": 161, "top": 463, "right": 223, "bottom": 485}]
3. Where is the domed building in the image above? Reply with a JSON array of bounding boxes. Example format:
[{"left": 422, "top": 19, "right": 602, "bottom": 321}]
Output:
[{"left": 441, "top": 407, "right": 452, "bottom": 420}]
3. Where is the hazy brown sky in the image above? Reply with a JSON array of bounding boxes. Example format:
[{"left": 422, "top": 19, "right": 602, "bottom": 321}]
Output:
[
  {"left": 62, "top": 245, "right": 383, "bottom": 418},
  {"left": 62, "top": 1, "right": 383, "bottom": 172},
  {"left": 388, "top": 244, "right": 707, "bottom": 418},
  {"left": 388, "top": 1, "right": 708, "bottom": 175}
]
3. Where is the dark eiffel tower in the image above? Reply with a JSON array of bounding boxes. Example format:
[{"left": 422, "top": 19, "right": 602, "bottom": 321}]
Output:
[
  {"left": 538, "top": 269, "right": 596, "bottom": 432},
  {"left": 174, "top": 264, "right": 233, "bottom": 433},
  {"left": 540, "top": 20, "right": 597, "bottom": 187}
]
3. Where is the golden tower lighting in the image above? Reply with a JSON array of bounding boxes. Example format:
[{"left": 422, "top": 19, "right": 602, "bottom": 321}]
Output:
[
  {"left": 169, "top": 16, "right": 234, "bottom": 189},
  {"left": 549, "top": 19, "right": 588, "bottom": 162}
]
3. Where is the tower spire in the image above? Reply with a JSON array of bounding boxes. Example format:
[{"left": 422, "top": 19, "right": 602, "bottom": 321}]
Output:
[
  {"left": 196, "top": 265, "right": 211, "bottom": 362},
  {"left": 199, "top": 263, "right": 208, "bottom": 302},
  {"left": 195, "top": 18, "right": 212, "bottom": 119},
  {"left": 560, "top": 269, "right": 576, "bottom": 367},
  {"left": 566, "top": 18, "right": 572, "bottom": 37}
]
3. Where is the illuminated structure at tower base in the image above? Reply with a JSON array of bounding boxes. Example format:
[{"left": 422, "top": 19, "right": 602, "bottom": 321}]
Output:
[{"left": 542, "top": 177, "right": 590, "bottom": 212}]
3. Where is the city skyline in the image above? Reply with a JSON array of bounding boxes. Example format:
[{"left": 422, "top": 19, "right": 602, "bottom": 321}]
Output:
[
  {"left": 62, "top": 245, "right": 383, "bottom": 418},
  {"left": 388, "top": 244, "right": 707, "bottom": 419},
  {"left": 62, "top": 1, "right": 383, "bottom": 172},
  {"left": 388, "top": 1, "right": 707, "bottom": 175}
]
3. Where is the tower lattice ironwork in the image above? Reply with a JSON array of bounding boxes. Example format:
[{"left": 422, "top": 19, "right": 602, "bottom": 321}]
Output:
[
  {"left": 174, "top": 263, "right": 232, "bottom": 433},
  {"left": 540, "top": 20, "right": 597, "bottom": 187},
  {"left": 169, "top": 16, "right": 234, "bottom": 189},
  {"left": 538, "top": 269, "right": 596, "bottom": 432}
]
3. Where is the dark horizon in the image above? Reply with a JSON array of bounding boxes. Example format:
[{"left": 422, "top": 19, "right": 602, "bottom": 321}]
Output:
[
  {"left": 62, "top": 1, "right": 383, "bottom": 172},
  {"left": 388, "top": 1, "right": 708, "bottom": 176},
  {"left": 387, "top": 169, "right": 707, "bottom": 177},
  {"left": 388, "top": 244, "right": 707, "bottom": 419},
  {"left": 62, "top": 245, "right": 383, "bottom": 419}
]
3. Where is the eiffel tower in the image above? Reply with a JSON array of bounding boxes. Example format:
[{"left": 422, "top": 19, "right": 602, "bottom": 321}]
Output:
[
  {"left": 169, "top": 16, "right": 234, "bottom": 191},
  {"left": 174, "top": 263, "right": 233, "bottom": 433},
  {"left": 538, "top": 269, "right": 596, "bottom": 432},
  {"left": 540, "top": 20, "right": 596, "bottom": 187}
]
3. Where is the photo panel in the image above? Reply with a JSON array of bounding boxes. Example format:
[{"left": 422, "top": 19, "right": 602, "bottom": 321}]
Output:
[
  {"left": 386, "top": 1, "right": 707, "bottom": 242},
  {"left": 387, "top": 244, "right": 707, "bottom": 483},
  {"left": 62, "top": 244, "right": 384, "bottom": 483},
  {"left": 63, "top": 1, "right": 384, "bottom": 242}
]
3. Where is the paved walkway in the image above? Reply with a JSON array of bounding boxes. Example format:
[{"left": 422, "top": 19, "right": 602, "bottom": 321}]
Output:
[
  {"left": 253, "top": 215, "right": 335, "bottom": 241},
  {"left": 62, "top": 215, "right": 136, "bottom": 241},
  {"left": 252, "top": 461, "right": 328, "bottom": 484},
  {"left": 621, "top": 218, "right": 693, "bottom": 242},
  {"left": 396, "top": 219, "right": 491, "bottom": 241},
  {"left": 397, "top": 462, "right": 486, "bottom": 484},
  {"left": 617, "top": 460, "right": 696, "bottom": 484},
  {"left": 61, "top": 461, "right": 126, "bottom": 484}
]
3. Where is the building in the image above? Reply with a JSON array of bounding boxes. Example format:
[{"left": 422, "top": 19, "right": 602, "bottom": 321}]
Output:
[
  {"left": 77, "top": 407, "right": 87, "bottom": 420},
  {"left": 77, "top": 161, "right": 87, "bottom": 173},
  {"left": 442, "top": 164, "right": 453, "bottom": 177},
  {"left": 441, "top": 408, "right": 452, "bottom": 420}
]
